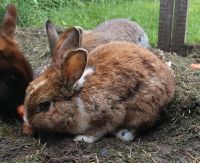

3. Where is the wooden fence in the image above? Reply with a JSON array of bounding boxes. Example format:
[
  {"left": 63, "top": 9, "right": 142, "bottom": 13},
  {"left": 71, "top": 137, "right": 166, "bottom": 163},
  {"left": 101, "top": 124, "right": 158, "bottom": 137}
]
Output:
[{"left": 158, "top": 0, "right": 189, "bottom": 52}]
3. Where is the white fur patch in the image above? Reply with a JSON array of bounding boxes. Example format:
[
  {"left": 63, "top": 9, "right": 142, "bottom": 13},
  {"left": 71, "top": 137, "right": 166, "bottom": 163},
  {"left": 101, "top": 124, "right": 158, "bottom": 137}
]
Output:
[
  {"left": 75, "top": 67, "right": 94, "bottom": 90},
  {"left": 32, "top": 80, "right": 47, "bottom": 90},
  {"left": 74, "top": 135, "right": 97, "bottom": 143},
  {"left": 75, "top": 97, "right": 85, "bottom": 113},
  {"left": 23, "top": 110, "right": 28, "bottom": 123},
  {"left": 138, "top": 33, "right": 149, "bottom": 48},
  {"left": 166, "top": 61, "right": 172, "bottom": 67},
  {"left": 116, "top": 129, "right": 135, "bottom": 141},
  {"left": 23, "top": 105, "right": 30, "bottom": 126}
]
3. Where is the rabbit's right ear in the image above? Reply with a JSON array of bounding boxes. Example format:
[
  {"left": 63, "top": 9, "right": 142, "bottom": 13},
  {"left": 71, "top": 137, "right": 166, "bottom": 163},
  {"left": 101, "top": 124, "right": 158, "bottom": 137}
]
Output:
[
  {"left": 61, "top": 48, "right": 88, "bottom": 88},
  {"left": 2, "top": 4, "right": 17, "bottom": 38},
  {"left": 58, "top": 27, "right": 81, "bottom": 53},
  {"left": 46, "top": 20, "right": 59, "bottom": 56}
]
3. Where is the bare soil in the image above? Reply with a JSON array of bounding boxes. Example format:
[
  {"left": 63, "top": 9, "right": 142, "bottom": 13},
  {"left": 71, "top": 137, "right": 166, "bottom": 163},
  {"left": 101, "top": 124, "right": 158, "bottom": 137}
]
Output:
[{"left": 0, "top": 27, "right": 199, "bottom": 163}]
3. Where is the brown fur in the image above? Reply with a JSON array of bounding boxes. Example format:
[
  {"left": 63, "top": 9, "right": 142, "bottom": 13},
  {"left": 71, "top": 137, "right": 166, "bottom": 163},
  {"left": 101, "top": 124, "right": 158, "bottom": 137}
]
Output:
[
  {"left": 0, "top": 36, "right": 33, "bottom": 81},
  {"left": 0, "top": 4, "right": 33, "bottom": 115},
  {"left": 24, "top": 42, "right": 175, "bottom": 141},
  {"left": 46, "top": 19, "right": 149, "bottom": 67}
]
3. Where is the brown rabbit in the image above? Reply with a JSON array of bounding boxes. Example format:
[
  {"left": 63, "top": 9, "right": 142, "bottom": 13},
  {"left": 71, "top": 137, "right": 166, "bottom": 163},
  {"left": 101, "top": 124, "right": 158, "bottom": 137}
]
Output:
[
  {"left": 0, "top": 4, "right": 33, "bottom": 116},
  {"left": 23, "top": 28, "right": 175, "bottom": 143},
  {"left": 46, "top": 18, "right": 149, "bottom": 66}
]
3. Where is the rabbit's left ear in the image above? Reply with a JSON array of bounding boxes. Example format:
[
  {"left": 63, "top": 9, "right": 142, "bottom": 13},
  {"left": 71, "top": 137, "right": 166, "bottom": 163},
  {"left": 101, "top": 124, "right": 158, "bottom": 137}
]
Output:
[
  {"left": 46, "top": 20, "right": 59, "bottom": 56},
  {"left": 61, "top": 48, "right": 88, "bottom": 88},
  {"left": 2, "top": 4, "right": 17, "bottom": 38}
]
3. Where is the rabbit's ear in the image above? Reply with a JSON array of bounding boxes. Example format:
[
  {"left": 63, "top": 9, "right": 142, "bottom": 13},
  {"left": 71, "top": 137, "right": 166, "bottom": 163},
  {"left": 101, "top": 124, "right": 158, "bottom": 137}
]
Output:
[
  {"left": 46, "top": 20, "right": 58, "bottom": 56},
  {"left": 61, "top": 48, "right": 88, "bottom": 88},
  {"left": 2, "top": 4, "right": 17, "bottom": 38},
  {"left": 59, "top": 26, "right": 81, "bottom": 52}
]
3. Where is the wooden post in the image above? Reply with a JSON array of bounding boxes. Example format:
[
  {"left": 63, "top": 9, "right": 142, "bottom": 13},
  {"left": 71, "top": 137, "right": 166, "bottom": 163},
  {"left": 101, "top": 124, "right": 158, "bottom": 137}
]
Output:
[
  {"left": 158, "top": 0, "right": 174, "bottom": 51},
  {"left": 158, "top": 0, "right": 189, "bottom": 53},
  {"left": 171, "top": 0, "right": 188, "bottom": 52}
]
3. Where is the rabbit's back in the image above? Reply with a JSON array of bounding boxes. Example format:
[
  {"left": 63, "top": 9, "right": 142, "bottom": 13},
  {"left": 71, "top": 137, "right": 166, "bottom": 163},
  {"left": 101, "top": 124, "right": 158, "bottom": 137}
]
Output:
[
  {"left": 80, "top": 42, "right": 175, "bottom": 131},
  {"left": 82, "top": 19, "right": 149, "bottom": 52},
  {"left": 0, "top": 36, "right": 33, "bottom": 114},
  {"left": 88, "top": 42, "right": 174, "bottom": 94}
]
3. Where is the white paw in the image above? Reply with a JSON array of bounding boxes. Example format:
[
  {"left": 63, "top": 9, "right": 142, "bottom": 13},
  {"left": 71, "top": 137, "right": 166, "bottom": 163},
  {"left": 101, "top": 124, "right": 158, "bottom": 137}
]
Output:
[
  {"left": 116, "top": 129, "right": 135, "bottom": 142},
  {"left": 73, "top": 135, "right": 97, "bottom": 143},
  {"left": 166, "top": 61, "right": 172, "bottom": 67}
]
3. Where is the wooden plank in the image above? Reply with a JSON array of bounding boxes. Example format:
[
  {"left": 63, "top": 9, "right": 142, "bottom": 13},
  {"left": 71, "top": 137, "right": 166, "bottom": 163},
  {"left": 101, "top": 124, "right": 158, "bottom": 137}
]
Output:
[
  {"left": 171, "top": 0, "right": 188, "bottom": 52},
  {"left": 158, "top": 0, "right": 175, "bottom": 51}
]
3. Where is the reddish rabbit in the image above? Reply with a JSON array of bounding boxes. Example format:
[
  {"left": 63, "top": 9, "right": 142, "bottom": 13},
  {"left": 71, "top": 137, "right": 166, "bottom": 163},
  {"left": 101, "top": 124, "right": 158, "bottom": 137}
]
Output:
[
  {"left": 0, "top": 4, "right": 33, "bottom": 116},
  {"left": 23, "top": 28, "right": 175, "bottom": 143}
]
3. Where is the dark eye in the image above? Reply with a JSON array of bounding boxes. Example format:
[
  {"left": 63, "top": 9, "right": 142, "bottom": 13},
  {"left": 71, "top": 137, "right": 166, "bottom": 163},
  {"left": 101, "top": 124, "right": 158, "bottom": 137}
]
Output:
[{"left": 38, "top": 101, "right": 51, "bottom": 112}]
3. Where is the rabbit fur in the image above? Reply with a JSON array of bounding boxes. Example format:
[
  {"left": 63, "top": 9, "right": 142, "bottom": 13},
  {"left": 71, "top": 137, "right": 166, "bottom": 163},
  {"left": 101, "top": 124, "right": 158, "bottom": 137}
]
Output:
[
  {"left": 0, "top": 4, "right": 33, "bottom": 115},
  {"left": 46, "top": 18, "right": 149, "bottom": 66},
  {"left": 23, "top": 28, "right": 175, "bottom": 143}
]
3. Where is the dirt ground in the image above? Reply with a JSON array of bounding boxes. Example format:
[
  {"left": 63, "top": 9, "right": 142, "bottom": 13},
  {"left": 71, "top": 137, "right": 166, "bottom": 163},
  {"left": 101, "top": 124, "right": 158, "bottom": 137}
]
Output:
[{"left": 0, "top": 27, "right": 200, "bottom": 163}]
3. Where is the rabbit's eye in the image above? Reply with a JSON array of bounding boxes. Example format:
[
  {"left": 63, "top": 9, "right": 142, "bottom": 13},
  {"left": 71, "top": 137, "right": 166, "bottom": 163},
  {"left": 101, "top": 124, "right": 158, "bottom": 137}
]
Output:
[{"left": 38, "top": 101, "right": 52, "bottom": 112}]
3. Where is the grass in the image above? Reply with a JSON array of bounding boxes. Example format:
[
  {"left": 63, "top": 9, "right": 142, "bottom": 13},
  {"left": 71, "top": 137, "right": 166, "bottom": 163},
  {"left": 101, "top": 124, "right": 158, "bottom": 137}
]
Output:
[
  {"left": 0, "top": 0, "right": 199, "bottom": 47},
  {"left": 187, "top": 0, "right": 200, "bottom": 44}
]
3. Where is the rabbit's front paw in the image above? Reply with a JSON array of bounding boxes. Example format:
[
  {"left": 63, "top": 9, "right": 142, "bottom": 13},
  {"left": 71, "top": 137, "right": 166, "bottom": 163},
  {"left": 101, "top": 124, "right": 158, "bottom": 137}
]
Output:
[
  {"left": 74, "top": 135, "right": 97, "bottom": 143},
  {"left": 116, "top": 129, "right": 135, "bottom": 141}
]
